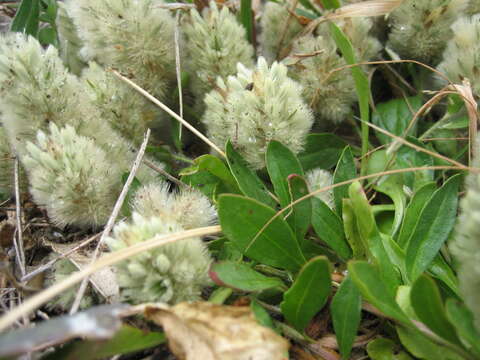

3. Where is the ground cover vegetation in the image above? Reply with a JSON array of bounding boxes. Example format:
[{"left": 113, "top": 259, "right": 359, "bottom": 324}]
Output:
[{"left": 0, "top": 0, "right": 479, "bottom": 359}]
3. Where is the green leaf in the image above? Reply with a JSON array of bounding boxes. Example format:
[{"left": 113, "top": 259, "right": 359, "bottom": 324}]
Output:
[
  {"left": 43, "top": 325, "right": 165, "bottom": 360},
  {"left": 396, "top": 182, "right": 436, "bottom": 248},
  {"left": 375, "top": 175, "right": 406, "bottom": 237},
  {"left": 333, "top": 146, "right": 356, "bottom": 217},
  {"left": 342, "top": 199, "right": 366, "bottom": 259},
  {"left": 428, "top": 255, "right": 459, "bottom": 297},
  {"left": 286, "top": 174, "right": 312, "bottom": 242},
  {"left": 226, "top": 141, "right": 276, "bottom": 208},
  {"left": 281, "top": 256, "right": 331, "bottom": 331},
  {"left": 320, "top": 0, "right": 341, "bottom": 9},
  {"left": 396, "top": 138, "right": 434, "bottom": 191},
  {"left": 311, "top": 197, "right": 351, "bottom": 260},
  {"left": 348, "top": 261, "right": 409, "bottom": 324},
  {"left": 208, "top": 287, "right": 233, "bottom": 304},
  {"left": 331, "top": 276, "right": 361, "bottom": 360},
  {"left": 367, "top": 338, "right": 412, "bottom": 360},
  {"left": 410, "top": 275, "right": 461, "bottom": 345},
  {"left": 397, "top": 326, "right": 463, "bottom": 360},
  {"left": 38, "top": 26, "right": 57, "bottom": 46},
  {"left": 445, "top": 299, "right": 480, "bottom": 355},
  {"left": 329, "top": 23, "right": 370, "bottom": 176},
  {"left": 406, "top": 174, "right": 461, "bottom": 282},
  {"left": 297, "top": 0, "right": 321, "bottom": 15},
  {"left": 11, "top": 0, "right": 40, "bottom": 36},
  {"left": 298, "top": 133, "right": 348, "bottom": 171},
  {"left": 372, "top": 96, "right": 422, "bottom": 145},
  {"left": 218, "top": 194, "right": 306, "bottom": 272},
  {"left": 120, "top": 175, "right": 142, "bottom": 217},
  {"left": 209, "top": 261, "right": 284, "bottom": 292},
  {"left": 251, "top": 299, "right": 276, "bottom": 330},
  {"left": 266, "top": 140, "right": 304, "bottom": 208},
  {"left": 181, "top": 154, "right": 240, "bottom": 199},
  {"left": 349, "top": 182, "right": 400, "bottom": 291},
  {"left": 239, "top": 0, "right": 254, "bottom": 44}
]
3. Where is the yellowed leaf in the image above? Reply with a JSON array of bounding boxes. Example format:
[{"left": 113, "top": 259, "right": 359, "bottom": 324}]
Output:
[{"left": 145, "top": 302, "right": 290, "bottom": 360}]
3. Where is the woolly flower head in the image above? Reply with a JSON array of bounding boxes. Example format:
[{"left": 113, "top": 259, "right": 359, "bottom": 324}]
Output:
[
  {"left": 387, "top": 0, "right": 467, "bottom": 64},
  {"left": 132, "top": 182, "right": 217, "bottom": 230},
  {"left": 202, "top": 57, "right": 313, "bottom": 169},
  {"left": 436, "top": 15, "right": 480, "bottom": 96},
  {"left": 288, "top": 35, "right": 356, "bottom": 125},
  {"left": 306, "top": 168, "right": 334, "bottom": 208},
  {"left": 45, "top": 257, "right": 94, "bottom": 311},
  {"left": 56, "top": 2, "right": 86, "bottom": 75},
  {"left": 106, "top": 213, "right": 212, "bottom": 304},
  {"left": 23, "top": 123, "right": 122, "bottom": 228},
  {"left": 65, "top": 0, "right": 175, "bottom": 98},
  {"left": 450, "top": 146, "right": 480, "bottom": 332},
  {"left": 81, "top": 62, "right": 158, "bottom": 145},
  {"left": 260, "top": 1, "right": 304, "bottom": 62},
  {"left": 183, "top": 1, "right": 254, "bottom": 103},
  {"left": 467, "top": 0, "right": 480, "bottom": 15},
  {"left": 0, "top": 33, "right": 84, "bottom": 156}
]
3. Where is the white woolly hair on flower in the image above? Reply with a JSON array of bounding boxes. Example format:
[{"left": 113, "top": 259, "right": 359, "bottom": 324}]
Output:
[
  {"left": 436, "top": 15, "right": 480, "bottom": 96},
  {"left": 81, "top": 62, "right": 158, "bottom": 145},
  {"left": 450, "top": 145, "right": 480, "bottom": 332},
  {"left": 288, "top": 35, "right": 356, "bottom": 125},
  {"left": 45, "top": 256, "right": 94, "bottom": 311},
  {"left": 202, "top": 57, "right": 313, "bottom": 169},
  {"left": 106, "top": 212, "right": 212, "bottom": 304},
  {"left": 260, "top": 1, "right": 304, "bottom": 62},
  {"left": 23, "top": 123, "right": 122, "bottom": 228},
  {"left": 306, "top": 168, "right": 334, "bottom": 209},
  {"left": 387, "top": 0, "right": 468, "bottom": 64},
  {"left": 65, "top": 0, "right": 176, "bottom": 99},
  {"left": 56, "top": 2, "right": 86, "bottom": 75},
  {"left": 183, "top": 1, "right": 254, "bottom": 105},
  {"left": 132, "top": 182, "right": 217, "bottom": 230}
]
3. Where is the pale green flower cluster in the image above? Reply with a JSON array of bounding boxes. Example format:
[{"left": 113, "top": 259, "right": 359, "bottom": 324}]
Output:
[
  {"left": 202, "top": 57, "right": 313, "bottom": 169},
  {"left": 437, "top": 15, "right": 480, "bottom": 96},
  {"left": 183, "top": 1, "right": 254, "bottom": 105},
  {"left": 64, "top": 0, "right": 176, "bottom": 99},
  {"left": 23, "top": 124, "right": 122, "bottom": 228},
  {"left": 260, "top": 1, "right": 304, "bottom": 62},
  {"left": 288, "top": 35, "right": 356, "bottom": 125},
  {"left": 306, "top": 168, "right": 334, "bottom": 208},
  {"left": 106, "top": 182, "right": 215, "bottom": 304},
  {"left": 451, "top": 148, "right": 480, "bottom": 332},
  {"left": 388, "top": 0, "right": 468, "bottom": 64}
]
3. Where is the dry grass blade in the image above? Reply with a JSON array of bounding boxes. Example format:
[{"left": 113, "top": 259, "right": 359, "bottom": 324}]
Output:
[
  {"left": 69, "top": 129, "right": 151, "bottom": 314},
  {"left": 143, "top": 158, "right": 188, "bottom": 188},
  {"left": 13, "top": 158, "right": 25, "bottom": 277},
  {"left": 174, "top": 11, "right": 183, "bottom": 142},
  {"left": 325, "top": 0, "right": 403, "bottom": 20},
  {"left": 111, "top": 70, "right": 226, "bottom": 158},
  {"left": 0, "top": 225, "right": 222, "bottom": 332}
]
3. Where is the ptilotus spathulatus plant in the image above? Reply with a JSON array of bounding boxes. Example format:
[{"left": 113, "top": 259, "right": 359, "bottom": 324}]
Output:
[
  {"left": 202, "top": 57, "right": 313, "bottom": 169},
  {"left": 451, "top": 143, "right": 480, "bottom": 332},
  {"left": 387, "top": 0, "right": 468, "bottom": 64},
  {"left": 183, "top": 1, "right": 254, "bottom": 107},
  {"left": 0, "top": 33, "right": 160, "bottom": 227},
  {"left": 306, "top": 168, "right": 334, "bottom": 209},
  {"left": 437, "top": 15, "right": 480, "bottom": 96},
  {"left": 64, "top": 0, "right": 176, "bottom": 100},
  {"left": 106, "top": 182, "right": 215, "bottom": 304}
]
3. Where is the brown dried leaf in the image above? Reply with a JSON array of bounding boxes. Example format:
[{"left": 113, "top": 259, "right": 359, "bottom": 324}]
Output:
[{"left": 145, "top": 302, "right": 290, "bottom": 360}]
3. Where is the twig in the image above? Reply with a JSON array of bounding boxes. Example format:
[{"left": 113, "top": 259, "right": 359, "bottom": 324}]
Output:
[
  {"left": 69, "top": 129, "right": 151, "bottom": 314},
  {"left": 20, "top": 232, "right": 101, "bottom": 282},
  {"left": 174, "top": 11, "right": 183, "bottom": 144},
  {"left": 0, "top": 225, "right": 222, "bottom": 332},
  {"left": 111, "top": 70, "right": 226, "bottom": 158},
  {"left": 13, "top": 158, "right": 25, "bottom": 277},
  {"left": 143, "top": 158, "right": 189, "bottom": 188}
]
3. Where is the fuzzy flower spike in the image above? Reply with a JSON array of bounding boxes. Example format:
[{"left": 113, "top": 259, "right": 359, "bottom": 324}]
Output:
[
  {"left": 387, "top": 0, "right": 467, "bottom": 64},
  {"left": 437, "top": 15, "right": 480, "bottom": 96},
  {"left": 202, "top": 57, "right": 313, "bottom": 169},
  {"left": 183, "top": 1, "right": 254, "bottom": 106}
]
